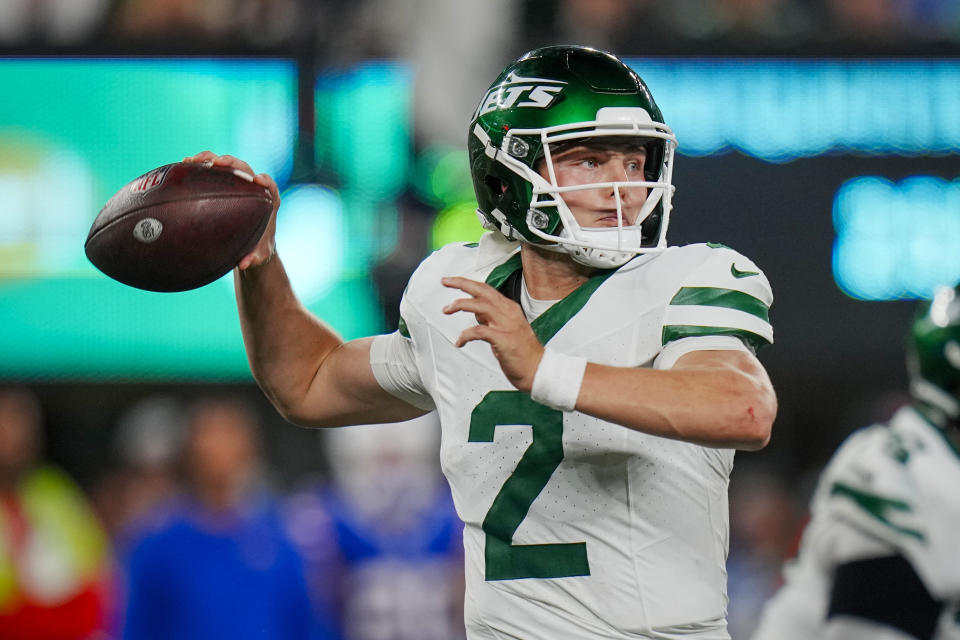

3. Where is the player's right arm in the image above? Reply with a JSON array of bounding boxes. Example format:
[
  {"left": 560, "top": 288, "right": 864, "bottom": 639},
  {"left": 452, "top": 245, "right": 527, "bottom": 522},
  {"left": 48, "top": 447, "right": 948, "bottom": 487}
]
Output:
[{"left": 185, "top": 151, "right": 427, "bottom": 427}]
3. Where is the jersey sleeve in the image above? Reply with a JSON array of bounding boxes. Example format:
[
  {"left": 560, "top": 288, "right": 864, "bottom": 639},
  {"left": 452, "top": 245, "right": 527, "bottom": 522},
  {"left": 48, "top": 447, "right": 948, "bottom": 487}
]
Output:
[
  {"left": 369, "top": 331, "right": 435, "bottom": 411},
  {"left": 368, "top": 245, "right": 471, "bottom": 412},
  {"left": 655, "top": 245, "right": 773, "bottom": 369}
]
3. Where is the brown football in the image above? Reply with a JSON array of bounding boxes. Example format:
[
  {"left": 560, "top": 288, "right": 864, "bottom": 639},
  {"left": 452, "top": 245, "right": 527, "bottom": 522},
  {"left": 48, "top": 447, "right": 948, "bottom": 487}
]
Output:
[{"left": 84, "top": 162, "right": 273, "bottom": 292}]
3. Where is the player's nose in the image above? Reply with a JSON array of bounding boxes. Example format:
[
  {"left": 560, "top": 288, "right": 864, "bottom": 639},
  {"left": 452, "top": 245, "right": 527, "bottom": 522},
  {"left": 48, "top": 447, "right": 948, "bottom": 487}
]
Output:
[
  {"left": 599, "top": 158, "right": 631, "bottom": 191},
  {"left": 602, "top": 165, "right": 634, "bottom": 202},
  {"left": 600, "top": 158, "right": 629, "bottom": 183}
]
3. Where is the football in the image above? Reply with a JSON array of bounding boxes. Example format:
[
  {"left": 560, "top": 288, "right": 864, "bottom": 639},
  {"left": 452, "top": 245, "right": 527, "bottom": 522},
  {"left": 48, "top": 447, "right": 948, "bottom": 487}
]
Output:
[{"left": 84, "top": 161, "right": 274, "bottom": 292}]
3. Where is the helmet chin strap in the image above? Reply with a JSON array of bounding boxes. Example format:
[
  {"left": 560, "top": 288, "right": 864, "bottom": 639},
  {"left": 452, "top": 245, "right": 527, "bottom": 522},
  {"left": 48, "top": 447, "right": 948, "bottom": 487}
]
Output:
[
  {"left": 553, "top": 185, "right": 665, "bottom": 268},
  {"left": 561, "top": 226, "right": 644, "bottom": 268}
]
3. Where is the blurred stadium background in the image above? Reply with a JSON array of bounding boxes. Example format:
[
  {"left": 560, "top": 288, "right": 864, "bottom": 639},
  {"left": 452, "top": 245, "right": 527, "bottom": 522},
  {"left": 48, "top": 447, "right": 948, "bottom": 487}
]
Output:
[{"left": 1, "top": 0, "right": 959, "bottom": 638}]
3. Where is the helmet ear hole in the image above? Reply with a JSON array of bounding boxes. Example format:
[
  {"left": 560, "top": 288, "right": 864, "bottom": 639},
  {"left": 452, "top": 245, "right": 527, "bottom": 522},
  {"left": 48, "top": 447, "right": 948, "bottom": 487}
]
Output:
[
  {"left": 644, "top": 141, "right": 664, "bottom": 183},
  {"left": 640, "top": 205, "right": 662, "bottom": 245},
  {"left": 483, "top": 174, "right": 506, "bottom": 197}
]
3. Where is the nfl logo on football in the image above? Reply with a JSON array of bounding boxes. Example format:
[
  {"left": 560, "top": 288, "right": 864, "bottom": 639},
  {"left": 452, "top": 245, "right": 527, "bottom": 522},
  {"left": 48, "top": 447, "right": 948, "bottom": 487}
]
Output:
[{"left": 129, "top": 164, "right": 172, "bottom": 194}]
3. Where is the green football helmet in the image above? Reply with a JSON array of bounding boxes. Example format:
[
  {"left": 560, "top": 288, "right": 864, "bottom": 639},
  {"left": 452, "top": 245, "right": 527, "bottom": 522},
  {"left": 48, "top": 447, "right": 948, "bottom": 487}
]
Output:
[
  {"left": 468, "top": 45, "right": 677, "bottom": 268},
  {"left": 907, "top": 283, "right": 960, "bottom": 423}
]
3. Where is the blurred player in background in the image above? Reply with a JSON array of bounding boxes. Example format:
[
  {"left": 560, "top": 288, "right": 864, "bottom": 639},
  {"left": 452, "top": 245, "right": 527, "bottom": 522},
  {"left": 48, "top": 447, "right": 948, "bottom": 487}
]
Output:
[
  {"left": 188, "top": 44, "right": 777, "bottom": 638},
  {"left": 121, "top": 395, "right": 314, "bottom": 640},
  {"left": 285, "top": 413, "right": 464, "bottom": 640},
  {"left": 92, "top": 395, "right": 185, "bottom": 549},
  {"left": 752, "top": 283, "right": 960, "bottom": 640},
  {"left": 0, "top": 386, "right": 115, "bottom": 640}
]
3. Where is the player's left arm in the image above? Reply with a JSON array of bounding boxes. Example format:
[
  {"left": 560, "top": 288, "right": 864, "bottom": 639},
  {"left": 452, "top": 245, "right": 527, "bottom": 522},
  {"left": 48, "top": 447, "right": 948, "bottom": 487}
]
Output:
[
  {"left": 442, "top": 276, "right": 775, "bottom": 451},
  {"left": 577, "top": 347, "right": 775, "bottom": 450}
]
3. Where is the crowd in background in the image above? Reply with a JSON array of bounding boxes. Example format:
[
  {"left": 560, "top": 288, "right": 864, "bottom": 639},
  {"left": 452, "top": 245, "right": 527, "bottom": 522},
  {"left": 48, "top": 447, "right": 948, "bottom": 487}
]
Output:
[
  {"left": 2, "top": 0, "right": 960, "bottom": 52},
  {"left": 0, "top": 385, "right": 465, "bottom": 640}
]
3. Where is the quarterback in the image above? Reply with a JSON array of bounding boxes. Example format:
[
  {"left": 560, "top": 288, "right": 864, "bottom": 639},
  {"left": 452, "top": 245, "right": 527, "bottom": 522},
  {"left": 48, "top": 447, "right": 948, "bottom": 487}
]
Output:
[
  {"left": 188, "top": 46, "right": 777, "bottom": 639},
  {"left": 752, "top": 284, "right": 960, "bottom": 640}
]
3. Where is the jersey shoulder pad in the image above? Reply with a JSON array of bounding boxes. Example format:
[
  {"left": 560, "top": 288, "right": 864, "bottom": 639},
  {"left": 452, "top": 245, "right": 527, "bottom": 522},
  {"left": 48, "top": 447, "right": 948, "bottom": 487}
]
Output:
[
  {"left": 408, "top": 242, "right": 475, "bottom": 289},
  {"left": 820, "top": 424, "right": 892, "bottom": 486},
  {"left": 404, "top": 234, "right": 519, "bottom": 302},
  {"left": 397, "top": 244, "right": 469, "bottom": 336},
  {"left": 399, "top": 236, "right": 520, "bottom": 339},
  {"left": 822, "top": 424, "right": 915, "bottom": 530},
  {"left": 658, "top": 243, "right": 773, "bottom": 351}
]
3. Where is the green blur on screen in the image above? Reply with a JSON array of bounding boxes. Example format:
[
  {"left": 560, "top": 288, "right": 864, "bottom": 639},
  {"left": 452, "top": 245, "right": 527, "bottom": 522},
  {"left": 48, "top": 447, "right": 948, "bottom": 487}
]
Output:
[{"left": 0, "top": 58, "right": 387, "bottom": 381}]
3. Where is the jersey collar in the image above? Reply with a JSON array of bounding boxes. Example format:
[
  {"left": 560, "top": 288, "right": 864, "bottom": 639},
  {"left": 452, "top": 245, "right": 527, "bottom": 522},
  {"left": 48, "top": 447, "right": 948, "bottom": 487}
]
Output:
[{"left": 484, "top": 252, "right": 619, "bottom": 345}]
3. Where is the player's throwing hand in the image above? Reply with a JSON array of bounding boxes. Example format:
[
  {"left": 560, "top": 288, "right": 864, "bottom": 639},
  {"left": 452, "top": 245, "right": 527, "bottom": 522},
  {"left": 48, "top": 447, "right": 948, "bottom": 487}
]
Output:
[{"left": 183, "top": 151, "right": 280, "bottom": 270}]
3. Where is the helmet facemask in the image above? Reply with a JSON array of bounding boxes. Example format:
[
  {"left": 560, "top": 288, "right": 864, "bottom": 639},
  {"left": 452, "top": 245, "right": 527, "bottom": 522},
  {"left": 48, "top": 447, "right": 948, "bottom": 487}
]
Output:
[{"left": 476, "top": 106, "right": 677, "bottom": 269}]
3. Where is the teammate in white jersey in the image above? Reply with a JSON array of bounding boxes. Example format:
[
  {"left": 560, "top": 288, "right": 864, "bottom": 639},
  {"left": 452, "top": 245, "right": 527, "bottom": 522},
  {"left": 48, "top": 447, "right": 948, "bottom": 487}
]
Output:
[
  {"left": 752, "top": 284, "right": 960, "bottom": 640},
  {"left": 187, "top": 45, "right": 777, "bottom": 639}
]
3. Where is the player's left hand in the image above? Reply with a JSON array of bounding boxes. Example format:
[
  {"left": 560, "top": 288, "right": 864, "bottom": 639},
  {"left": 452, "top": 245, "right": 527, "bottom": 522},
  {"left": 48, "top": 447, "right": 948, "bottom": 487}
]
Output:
[{"left": 442, "top": 277, "right": 543, "bottom": 392}]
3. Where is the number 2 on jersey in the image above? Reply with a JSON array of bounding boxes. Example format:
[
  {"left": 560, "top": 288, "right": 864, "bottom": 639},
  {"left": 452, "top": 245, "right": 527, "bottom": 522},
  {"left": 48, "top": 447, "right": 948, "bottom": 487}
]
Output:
[{"left": 469, "top": 390, "right": 591, "bottom": 581}]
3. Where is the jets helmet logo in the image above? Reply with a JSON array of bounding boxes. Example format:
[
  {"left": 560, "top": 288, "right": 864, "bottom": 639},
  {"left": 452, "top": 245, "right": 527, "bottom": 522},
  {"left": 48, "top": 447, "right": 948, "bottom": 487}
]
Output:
[{"left": 474, "top": 72, "right": 566, "bottom": 119}]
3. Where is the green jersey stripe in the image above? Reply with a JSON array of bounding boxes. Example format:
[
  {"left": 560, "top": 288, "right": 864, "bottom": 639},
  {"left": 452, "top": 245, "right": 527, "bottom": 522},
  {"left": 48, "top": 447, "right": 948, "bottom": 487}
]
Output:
[
  {"left": 485, "top": 252, "right": 523, "bottom": 290},
  {"left": 831, "top": 482, "right": 925, "bottom": 542},
  {"left": 531, "top": 270, "right": 616, "bottom": 345},
  {"left": 662, "top": 325, "right": 770, "bottom": 351},
  {"left": 670, "top": 287, "right": 769, "bottom": 322},
  {"left": 483, "top": 251, "right": 617, "bottom": 345}
]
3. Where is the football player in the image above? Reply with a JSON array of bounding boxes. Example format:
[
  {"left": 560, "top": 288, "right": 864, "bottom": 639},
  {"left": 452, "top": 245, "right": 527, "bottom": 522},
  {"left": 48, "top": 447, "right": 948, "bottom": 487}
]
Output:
[
  {"left": 752, "top": 283, "right": 960, "bottom": 640},
  {"left": 188, "top": 45, "right": 777, "bottom": 639}
]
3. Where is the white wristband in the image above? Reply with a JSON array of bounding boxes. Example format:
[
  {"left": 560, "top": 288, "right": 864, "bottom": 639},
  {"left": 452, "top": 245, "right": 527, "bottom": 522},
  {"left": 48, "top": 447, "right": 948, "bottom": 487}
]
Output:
[{"left": 530, "top": 349, "right": 587, "bottom": 412}]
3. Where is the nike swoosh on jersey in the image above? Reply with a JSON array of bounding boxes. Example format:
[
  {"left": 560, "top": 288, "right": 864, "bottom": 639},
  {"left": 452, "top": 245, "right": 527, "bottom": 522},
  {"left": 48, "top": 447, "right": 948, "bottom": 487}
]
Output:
[{"left": 731, "top": 263, "right": 760, "bottom": 278}]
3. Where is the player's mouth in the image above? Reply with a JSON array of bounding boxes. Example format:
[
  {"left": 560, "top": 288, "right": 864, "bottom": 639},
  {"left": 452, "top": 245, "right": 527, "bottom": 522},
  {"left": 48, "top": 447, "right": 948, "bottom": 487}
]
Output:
[{"left": 590, "top": 210, "right": 635, "bottom": 227}]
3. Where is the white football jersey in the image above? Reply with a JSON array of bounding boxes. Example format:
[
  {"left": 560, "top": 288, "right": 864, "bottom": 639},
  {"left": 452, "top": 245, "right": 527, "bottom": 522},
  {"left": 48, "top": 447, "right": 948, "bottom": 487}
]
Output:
[
  {"left": 375, "top": 233, "right": 774, "bottom": 639},
  {"left": 752, "top": 407, "right": 960, "bottom": 640}
]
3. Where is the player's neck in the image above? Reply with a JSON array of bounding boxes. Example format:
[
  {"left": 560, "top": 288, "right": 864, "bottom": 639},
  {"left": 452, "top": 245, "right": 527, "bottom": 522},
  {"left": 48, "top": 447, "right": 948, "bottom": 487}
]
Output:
[{"left": 520, "top": 244, "right": 595, "bottom": 300}]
